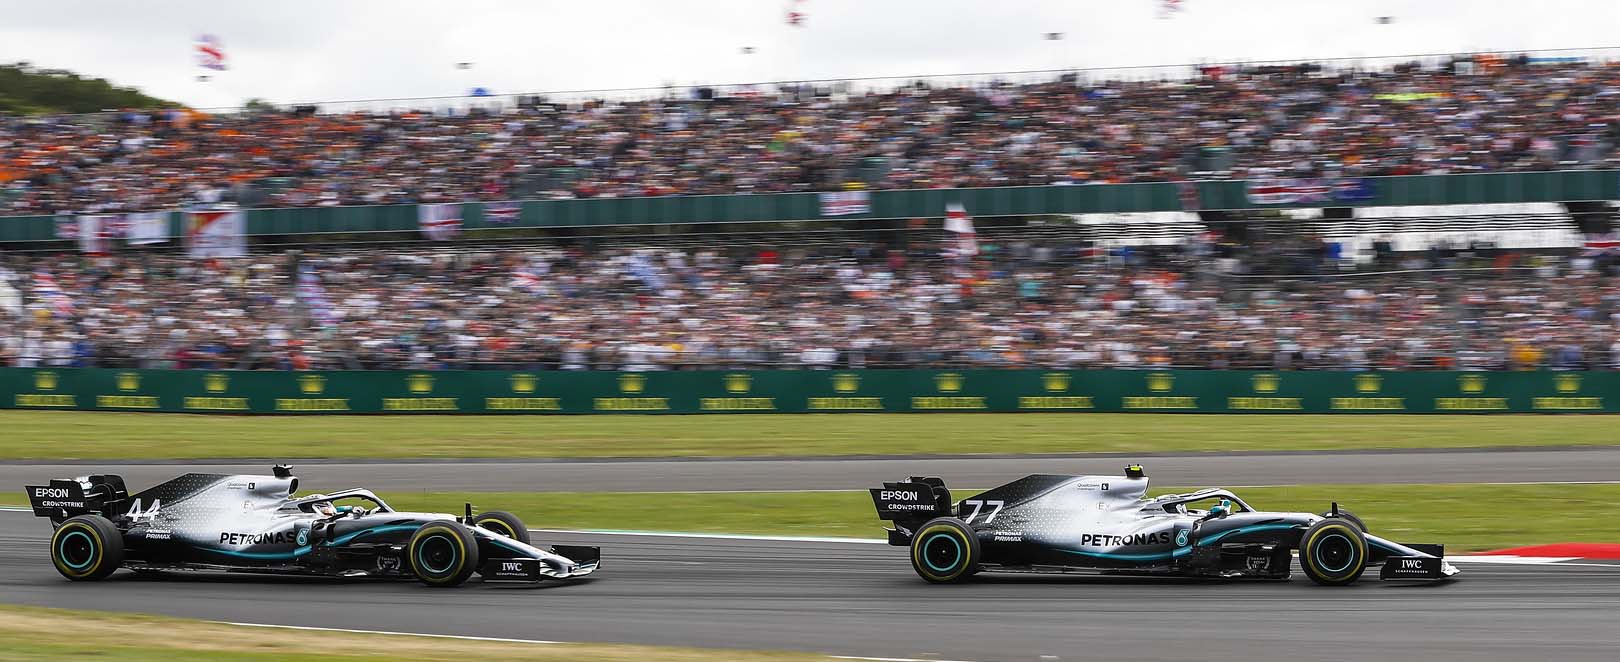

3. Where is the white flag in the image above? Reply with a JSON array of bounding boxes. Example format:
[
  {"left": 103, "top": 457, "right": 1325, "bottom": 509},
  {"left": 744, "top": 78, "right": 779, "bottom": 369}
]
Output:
[
  {"left": 418, "top": 203, "right": 463, "bottom": 241},
  {"left": 126, "top": 212, "right": 170, "bottom": 245},
  {"left": 187, "top": 209, "right": 246, "bottom": 258},
  {"left": 944, "top": 203, "right": 978, "bottom": 257}
]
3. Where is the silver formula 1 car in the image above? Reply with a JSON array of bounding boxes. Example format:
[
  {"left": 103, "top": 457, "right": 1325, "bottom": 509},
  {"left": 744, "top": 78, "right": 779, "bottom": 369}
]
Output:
[
  {"left": 25, "top": 465, "right": 598, "bottom": 586},
  {"left": 871, "top": 465, "right": 1457, "bottom": 585}
]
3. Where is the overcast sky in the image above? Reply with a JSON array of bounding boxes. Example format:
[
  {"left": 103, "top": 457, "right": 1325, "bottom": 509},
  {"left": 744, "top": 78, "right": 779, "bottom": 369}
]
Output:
[{"left": 4, "top": 0, "right": 1619, "bottom": 109}]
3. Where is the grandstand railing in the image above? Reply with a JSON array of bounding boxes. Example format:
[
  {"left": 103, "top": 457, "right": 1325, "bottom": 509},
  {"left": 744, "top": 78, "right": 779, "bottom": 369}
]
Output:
[
  {"left": 3, "top": 170, "right": 1617, "bottom": 243},
  {"left": 6, "top": 347, "right": 1613, "bottom": 372}
]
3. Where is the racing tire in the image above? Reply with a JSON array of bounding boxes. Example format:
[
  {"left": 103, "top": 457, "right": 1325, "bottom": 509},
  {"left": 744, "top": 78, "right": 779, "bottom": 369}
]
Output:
[
  {"left": 407, "top": 522, "right": 480, "bottom": 587},
  {"left": 910, "top": 517, "right": 980, "bottom": 584},
  {"left": 1297, "top": 519, "right": 1368, "bottom": 586},
  {"left": 1320, "top": 508, "right": 1368, "bottom": 533},
  {"left": 50, "top": 515, "right": 123, "bottom": 581},
  {"left": 471, "top": 511, "right": 531, "bottom": 545}
]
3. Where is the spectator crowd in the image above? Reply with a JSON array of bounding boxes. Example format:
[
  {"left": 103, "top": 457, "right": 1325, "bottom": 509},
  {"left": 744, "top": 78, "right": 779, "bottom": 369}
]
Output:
[
  {"left": 4, "top": 52, "right": 1620, "bottom": 216},
  {"left": 5, "top": 234, "right": 1620, "bottom": 371}
]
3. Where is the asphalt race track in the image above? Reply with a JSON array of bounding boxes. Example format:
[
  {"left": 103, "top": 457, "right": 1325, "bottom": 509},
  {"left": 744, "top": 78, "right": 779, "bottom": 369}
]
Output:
[
  {"left": 5, "top": 446, "right": 1620, "bottom": 494},
  {"left": 2, "top": 511, "right": 1618, "bottom": 661}
]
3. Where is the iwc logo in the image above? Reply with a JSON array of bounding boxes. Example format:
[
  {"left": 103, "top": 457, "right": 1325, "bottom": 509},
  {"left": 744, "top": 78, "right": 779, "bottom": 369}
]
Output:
[{"left": 1175, "top": 530, "right": 1190, "bottom": 547}]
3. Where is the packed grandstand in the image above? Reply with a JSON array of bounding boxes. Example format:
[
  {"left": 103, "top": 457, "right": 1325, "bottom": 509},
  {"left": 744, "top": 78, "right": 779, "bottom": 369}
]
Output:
[
  {"left": 3, "top": 51, "right": 1620, "bottom": 372},
  {"left": 3, "top": 51, "right": 1619, "bottom": 215}
]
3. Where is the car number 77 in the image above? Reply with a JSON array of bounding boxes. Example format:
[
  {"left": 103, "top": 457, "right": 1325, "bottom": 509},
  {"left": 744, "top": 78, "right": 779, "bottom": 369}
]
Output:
[{"left": 960, "top": 499, "right": 1005, "bottom": 524}]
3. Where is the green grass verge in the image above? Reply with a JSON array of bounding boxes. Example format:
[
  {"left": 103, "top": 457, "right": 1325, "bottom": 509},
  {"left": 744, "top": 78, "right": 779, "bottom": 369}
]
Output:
[
  {"left": 3, "top": 410, "right": 1620, "bottom": 459},
  {"left": 0, "top": 605, "right": 822, "bottom": 661},
  {"left": 379, "top": 482, "right": 1620, "bottom": 553}
]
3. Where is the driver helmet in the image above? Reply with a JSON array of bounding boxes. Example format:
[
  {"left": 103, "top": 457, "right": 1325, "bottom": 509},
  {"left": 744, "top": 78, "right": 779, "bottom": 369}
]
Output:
[{"left": 312, "top": 500, "right": 337, "bottom": 517}]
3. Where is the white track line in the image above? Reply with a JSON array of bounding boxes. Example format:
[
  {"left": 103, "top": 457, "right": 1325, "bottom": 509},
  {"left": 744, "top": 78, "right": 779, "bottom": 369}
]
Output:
[
  {"left": 220, "top": 621, "right": 563, "bottom": 644},
  {"left": 222, "top": 621, "right": 981, "bottom": 661}
]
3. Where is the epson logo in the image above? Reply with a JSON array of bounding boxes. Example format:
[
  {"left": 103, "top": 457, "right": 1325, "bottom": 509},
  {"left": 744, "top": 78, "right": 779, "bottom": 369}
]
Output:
[
  {"left": 880, "top": 490, "right": 919, "bottom": 501},
  {"left": 33, "top": 488, "right": 69, "bottom": 498}
]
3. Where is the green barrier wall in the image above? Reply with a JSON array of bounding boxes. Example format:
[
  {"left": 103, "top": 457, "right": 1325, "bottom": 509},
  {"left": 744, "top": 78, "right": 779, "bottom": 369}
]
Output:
[
  {"left": 0, "top": 369, "right": 1612, "bottom": 414},
  {"left": 3, "top": 170, "right": 1616, "bottom": 242}
]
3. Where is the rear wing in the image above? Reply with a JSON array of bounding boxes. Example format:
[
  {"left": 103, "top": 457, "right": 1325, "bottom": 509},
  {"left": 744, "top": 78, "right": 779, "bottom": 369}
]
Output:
[
  {"left": 24, "top": 475, "right": 128, "bottom": 522},
  {"left": 870, "top": 477, "right": 952, "bottom": 523}
]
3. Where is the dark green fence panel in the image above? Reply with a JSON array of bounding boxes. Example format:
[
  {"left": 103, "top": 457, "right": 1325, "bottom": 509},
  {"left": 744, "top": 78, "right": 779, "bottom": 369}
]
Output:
[
  {"left": 4, "top": 171, "right": 1618, "bottom": 240},
  {"left": 0, "top": 215, "right": 56, "bottom": 242},
  {"left": 2, "top": 368, "right": 1613, "bottom": 414}
]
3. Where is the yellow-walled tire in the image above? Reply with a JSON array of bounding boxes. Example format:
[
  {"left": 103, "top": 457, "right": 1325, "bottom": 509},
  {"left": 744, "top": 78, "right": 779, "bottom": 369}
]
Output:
[
  {"left": 1298, "top": 520, "right": 1368, "bottom": 586},
  {"left": 408, "top": 522, "right": 480, "bottom": 587},
  {"left": 909, "top": 518, "right": 980, "bottom": 584},
  {"left": 471, "top": 511, "right": 530, "bottom": 545},
  {"left": 51, "top": 515, "right": 123, "bottom": 581}
]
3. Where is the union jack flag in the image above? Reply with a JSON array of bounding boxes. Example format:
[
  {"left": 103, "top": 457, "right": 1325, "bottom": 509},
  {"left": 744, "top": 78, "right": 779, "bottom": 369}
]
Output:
[
  {"left": 485, "top": 201, "right": 520, "bottom": 224},
  {"left": 1246, "top": 178, "right": 1375, "bottom": 205},
  {"left": 32, "top": 269, "right": 74, "bottom": 316},
  {"left": 54, "top": 216, "right": 78, "bottom": 240}
]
